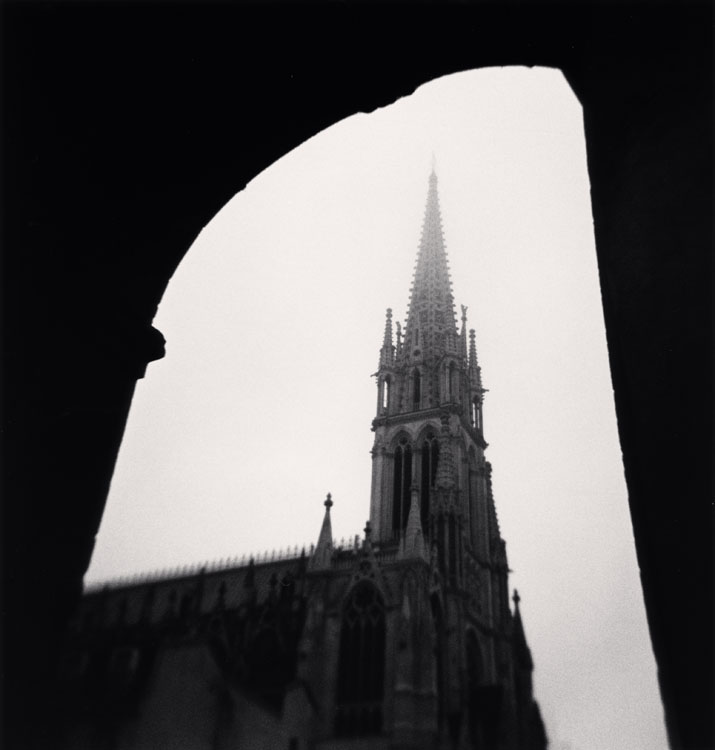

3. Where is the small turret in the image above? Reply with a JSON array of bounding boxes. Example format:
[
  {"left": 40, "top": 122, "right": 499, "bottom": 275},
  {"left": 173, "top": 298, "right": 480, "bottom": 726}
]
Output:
[
  {"left": 375, "top": 309, "right": 397, "bottom": 416},
  {"left": 379, "top": 308, "right": 395, "bottom": 368},
  {"left": 309, "top": 494, "right": 334, "bottom": 571},
  {"left": 460, "top": 305, "right": 469, "bottom": 362},
  {"left": 469, "top": 328, "right": 487, "bottom": 433},
  {"left": 469, "top": 328, "right": 482, "bottom": 394}
]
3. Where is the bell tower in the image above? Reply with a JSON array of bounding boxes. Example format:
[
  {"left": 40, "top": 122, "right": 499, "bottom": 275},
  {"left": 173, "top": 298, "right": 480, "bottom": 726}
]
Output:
[{"left": 369, "top": 168, "right": 491, "bottom": 575}]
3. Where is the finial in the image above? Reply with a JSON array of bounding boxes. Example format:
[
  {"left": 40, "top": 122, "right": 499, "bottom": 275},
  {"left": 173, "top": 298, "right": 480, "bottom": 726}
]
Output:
[
  {"left": 461, "top": 304, "right": 468, "bottom": 322},
  {"left": 324, "top": 493, "right": 333, "bottom": 509},
  {"left": 513, "top": 589, "right": 521, "bottom": 608},
  {"left": 364, "top": 520, "right": 372, "bottom": 540}
]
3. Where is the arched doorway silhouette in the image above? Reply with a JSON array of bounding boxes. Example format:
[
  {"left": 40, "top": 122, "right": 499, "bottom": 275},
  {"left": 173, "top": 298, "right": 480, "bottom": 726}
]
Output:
[{"left": 6, "top": 7, "right": 710, "bottom": 748}]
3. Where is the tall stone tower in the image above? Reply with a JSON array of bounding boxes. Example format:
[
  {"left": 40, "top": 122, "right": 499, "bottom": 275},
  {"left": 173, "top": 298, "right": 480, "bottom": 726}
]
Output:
[
  {"left": 60, "top": 168, "right": 546, "bottom": 750},
  {"left": 365, "top": 167, "right": 531, "bottom": 748},
  {"left": 370, "top": 166, "right": 488, "bottom": 554}
]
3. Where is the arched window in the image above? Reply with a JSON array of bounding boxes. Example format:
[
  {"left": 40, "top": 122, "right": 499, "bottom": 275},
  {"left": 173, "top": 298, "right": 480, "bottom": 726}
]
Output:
[
  {"left": 412, "top": 369, "right": 421, "bottom": 407},
  {"left": 420, "top": 434, "right": 439, "bottom": 530},
  {"left": 472, "top": 397, "right": 482, "bottom": 431},
  {"left": 381, "top": 376, "right": 391, "bottom": 411},
  {"left": 392, "top": 441, "right": 413, "bottom": 536},
  {"left": 336, "top": 583, "right": 386, "bottom": 737}
]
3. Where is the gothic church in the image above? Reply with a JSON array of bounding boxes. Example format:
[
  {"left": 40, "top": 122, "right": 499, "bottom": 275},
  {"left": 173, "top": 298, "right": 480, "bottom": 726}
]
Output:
[{"left": 59, "top": 170, "right": 547, "bottom": 750}]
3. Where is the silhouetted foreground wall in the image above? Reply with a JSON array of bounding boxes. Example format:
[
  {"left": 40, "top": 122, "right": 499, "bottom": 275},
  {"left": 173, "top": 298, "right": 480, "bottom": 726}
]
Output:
[{"left": 3, "top": 3, "right": 711, "bottom": 749}]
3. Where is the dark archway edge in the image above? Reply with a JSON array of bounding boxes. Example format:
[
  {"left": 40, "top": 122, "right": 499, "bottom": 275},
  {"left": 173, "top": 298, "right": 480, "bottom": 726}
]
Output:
[{"left": 2, "top": 3, "right": 711, "bottom": 748}]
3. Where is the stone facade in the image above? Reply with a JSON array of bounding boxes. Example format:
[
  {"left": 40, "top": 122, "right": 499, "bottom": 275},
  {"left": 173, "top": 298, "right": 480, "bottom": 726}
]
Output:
[{"left": 59, "top": 170, "right": 547, "bottom": 750}]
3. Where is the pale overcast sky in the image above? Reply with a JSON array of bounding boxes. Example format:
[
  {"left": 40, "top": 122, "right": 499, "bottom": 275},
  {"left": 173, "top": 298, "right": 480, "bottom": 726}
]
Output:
[{"left": 87, "top": 67, "right": 667, "bottom": 750}]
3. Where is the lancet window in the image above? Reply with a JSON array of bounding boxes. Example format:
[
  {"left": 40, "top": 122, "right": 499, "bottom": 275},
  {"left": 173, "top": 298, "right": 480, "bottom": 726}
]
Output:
[
  {"left": 381, "top": 376, "right": 391, "bottom": 411},
  {"left": 335, "top": 582, "right": 386, "bottom": 737},
  {"left": 412, "top": 369, "right": 421, "bottom": 407},
  {"left": 472, "top": 397, "right": 482, "bottom": 431},
  {"left": 392, "top": 441, "right": 413, "bottom": 536},
  {"left": 420, "top": 433, "right": 439, "bottom": 530}
]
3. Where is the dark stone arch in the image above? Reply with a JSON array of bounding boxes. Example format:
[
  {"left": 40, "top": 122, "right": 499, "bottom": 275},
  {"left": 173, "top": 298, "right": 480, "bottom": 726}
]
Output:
[{"left": 4, "top": 5, "right": 711, "bottom": 748}]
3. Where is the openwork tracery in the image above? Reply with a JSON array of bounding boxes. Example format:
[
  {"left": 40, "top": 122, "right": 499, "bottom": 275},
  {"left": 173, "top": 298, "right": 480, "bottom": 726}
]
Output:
[
  {"left": 392, "top": 439, "right": 413, "bottom": 535},
  {"left": 391, "top": 430, "right": 440, "bottom": 538}
]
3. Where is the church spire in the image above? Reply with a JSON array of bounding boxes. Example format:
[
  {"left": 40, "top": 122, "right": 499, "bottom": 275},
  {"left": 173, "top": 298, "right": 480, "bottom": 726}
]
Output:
[{"left": 403, "top": 169, "right": 457, "bottom": 358}]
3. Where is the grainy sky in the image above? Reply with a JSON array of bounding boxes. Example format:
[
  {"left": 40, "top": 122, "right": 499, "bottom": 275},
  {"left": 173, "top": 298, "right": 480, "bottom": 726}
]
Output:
[{"left": 87, "top": 67, "right": 668, "bottom": 750}]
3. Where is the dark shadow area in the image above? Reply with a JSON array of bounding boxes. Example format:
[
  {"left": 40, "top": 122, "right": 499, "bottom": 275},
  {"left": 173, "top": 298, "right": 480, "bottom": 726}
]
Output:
[{"left": 2, "top": 3, "right": 711, "bottom": 748}]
